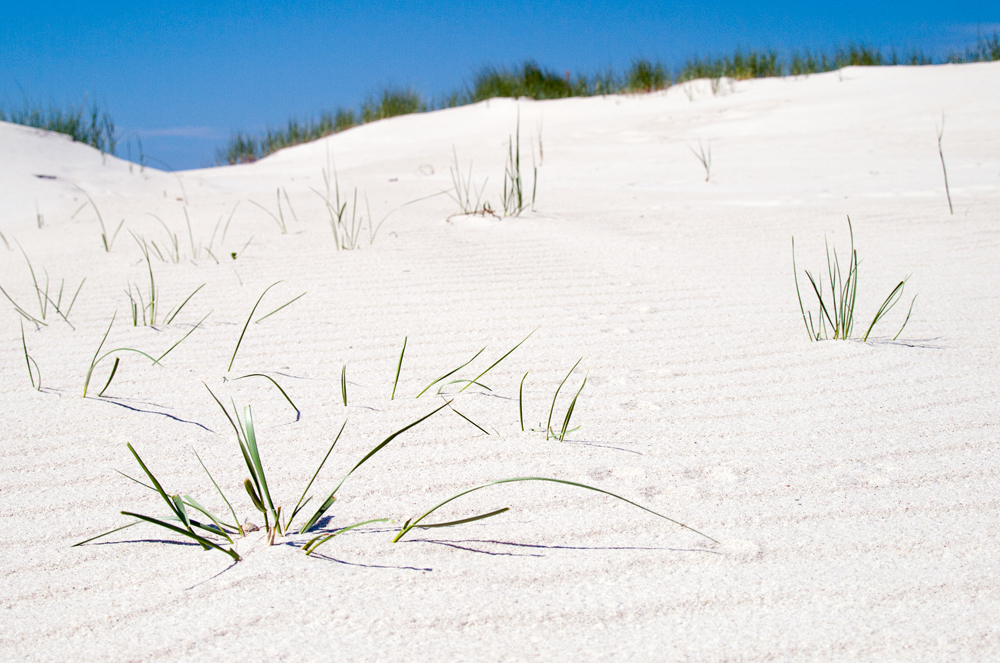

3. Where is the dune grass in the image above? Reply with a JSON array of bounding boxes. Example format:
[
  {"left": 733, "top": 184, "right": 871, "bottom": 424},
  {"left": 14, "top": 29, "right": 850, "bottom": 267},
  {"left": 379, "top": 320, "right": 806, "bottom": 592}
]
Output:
[
  {"left": 936, "top": 114, "right": 954, "bottom": 215},
  {"left": 0, "top": 243, "right": 85, "bottom": 331},
  {"left": 1, "top": 98, "right": 117, "bottom": 154},
  {"left": 793, "top": 217, "right": 916, "bottom": 342}
]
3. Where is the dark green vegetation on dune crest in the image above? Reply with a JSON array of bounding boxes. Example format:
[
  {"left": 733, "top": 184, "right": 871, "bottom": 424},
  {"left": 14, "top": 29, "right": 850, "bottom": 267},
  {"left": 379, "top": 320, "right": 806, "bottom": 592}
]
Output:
[{"left": 3, "top": 33, "right": 998, "bottom": 167}]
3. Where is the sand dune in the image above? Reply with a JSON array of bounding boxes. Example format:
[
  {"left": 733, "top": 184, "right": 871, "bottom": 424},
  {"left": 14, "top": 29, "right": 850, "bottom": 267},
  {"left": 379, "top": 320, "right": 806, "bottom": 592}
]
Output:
[{"left": 1, "top": 62, "right": 998, "bottom": 661}]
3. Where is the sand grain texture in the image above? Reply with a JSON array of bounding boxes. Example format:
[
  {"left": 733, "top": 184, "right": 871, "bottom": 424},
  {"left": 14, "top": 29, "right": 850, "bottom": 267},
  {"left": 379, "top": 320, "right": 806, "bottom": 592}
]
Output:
[{"left": 1, "top": 63, "right": 999, "bottom": 661}]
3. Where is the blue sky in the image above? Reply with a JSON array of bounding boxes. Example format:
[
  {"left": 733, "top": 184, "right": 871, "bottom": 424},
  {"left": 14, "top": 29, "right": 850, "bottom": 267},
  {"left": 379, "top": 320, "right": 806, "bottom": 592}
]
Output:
[{"left": 2, "top": 1, "right": 997, "bottom": 170}]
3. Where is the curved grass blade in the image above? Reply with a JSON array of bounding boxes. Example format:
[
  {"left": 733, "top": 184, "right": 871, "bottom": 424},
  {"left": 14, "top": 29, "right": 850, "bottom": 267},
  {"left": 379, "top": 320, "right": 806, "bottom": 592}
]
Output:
[
  {"left": 893, "top": 295, "right": 917, "bottom": 341},
  {"left": 286, "top": 419, "right": 347, "bottom": 531},
  {"left": 228, "top": 281, "right": 281, "bottom": 371},
  {"left": 449, "top": 403, "right": 489, "bottom": 435},
  {"left": 518, "top": 371, "right": 528, "bottom": 431},
  {"left": 299, "top": 401, "right": 451, "bottom": 534},
  {"left": 861, "top": 280, "right": 906, "bottom": 342},
  {"left": 72, "top": 520, "right": 141, "bottom": 547},
  {"left": 181, "top": 496, "right": 235, "bottom": 543},
  {"left": 20, "top": 321, "right": 39, "bottom": 389},
  {"left": 393, "top": 477, "right": 717, "bottom": 544},
  {"left": 254, "top": 291, "right": 306, "bottom": 324},
  {"left": 460, "top": 328, "right": 536, "bottom": 393},
  {"left": 243, "top": 406, "right": 276, "bottom": 517},
  {"left": 193, "top": 447, "right": 244, "bottom": 537},
  {"left": 157, "top": 311, "right": 209, "bottom": 362},
  {"left": 416, "top": 346, "right": 485, "bottom": 398},
  {"left": 96, "top": 357, "right": 120, "bottom": 397},
  {"left": 558, "top": 374, "right": 587, "bottom": 442},
  {"left": 546, "top": 358, "right": 582, "bottom": 439},
  {"left": 234, "top": 373, "right": 300, "bottom": 418},
  {"left": 391, "top": 336, "right": 406, "bottom": 400},
  {"left": 82, "top": 313, "right": 115, "bottom": 397},
  {"left": 437, "top": 379, "right": 492, "bottom": 394},
  {"left": 121, "top": 511, "right": 240, "bottom": 561},
  {"left": 0, "top": 282, "right": 47, "bottom": 328},
  {"left": 406, "top": 507, "right": 509, "bottom": 531},
  {"left": 341, "top": 364, "right": 347, "bottom": 406},
  {"left": 164, "top": 283, "right": 205, "bottom": 325},
  {"left": 303, "top": 518, "right": 391, "bottom": 556}
]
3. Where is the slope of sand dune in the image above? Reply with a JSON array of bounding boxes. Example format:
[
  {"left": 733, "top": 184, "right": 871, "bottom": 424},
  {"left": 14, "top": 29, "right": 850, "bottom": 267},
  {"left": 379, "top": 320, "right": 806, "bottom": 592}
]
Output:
[{"left": 1, "top": 62, "right": 998, "bottom": 661}]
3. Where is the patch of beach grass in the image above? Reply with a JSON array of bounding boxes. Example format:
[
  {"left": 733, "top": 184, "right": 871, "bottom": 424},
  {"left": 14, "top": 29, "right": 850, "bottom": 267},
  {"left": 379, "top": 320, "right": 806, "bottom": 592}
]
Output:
[{"left": 793, "top": 217, "right": 916, "bottom": 342}]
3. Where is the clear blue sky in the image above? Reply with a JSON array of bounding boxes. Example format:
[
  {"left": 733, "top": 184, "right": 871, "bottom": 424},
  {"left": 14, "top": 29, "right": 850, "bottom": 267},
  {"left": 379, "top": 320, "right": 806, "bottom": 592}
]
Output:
[{"left": 2, "top": 1, "right": 996, "bottom": 170}]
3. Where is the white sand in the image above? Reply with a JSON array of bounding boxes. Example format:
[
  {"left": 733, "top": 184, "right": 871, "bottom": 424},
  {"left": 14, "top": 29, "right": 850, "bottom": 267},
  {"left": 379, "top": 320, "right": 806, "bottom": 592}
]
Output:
[{"left": 2, "top": 62, "right": 998, "bottom": 661}]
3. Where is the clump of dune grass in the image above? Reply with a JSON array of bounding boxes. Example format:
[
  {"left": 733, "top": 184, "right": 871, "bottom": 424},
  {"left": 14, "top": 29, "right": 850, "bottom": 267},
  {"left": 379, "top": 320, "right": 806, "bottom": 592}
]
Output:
[
  {"left": 0, "top": 243, "right": 85, "bottom": 330},
  {"left": 361, "top": 87, "right": 425, "bottom": 122},
  {"left": 125, "top": 233, "right": 204, "bottom": 327},
  {"left": 502, "top": 113, "right": 538, "bottom": 217},
  {"left": 793, "top": 217, "right": 916, "bottom": 342},
  {"left": 690, "top": 140, "right": 712, "bottom": 181},
  {"left": 1, "top": 98, "right": 117, "bottom": 154},
  {"left": 82, "top": 310, "right": 207, "bottom": 397},
  {"left": 624, "top": 59, "right": 669, "bottom": 92},
  {"left": 76, "top": 331, "right": 716, "bottom": 561},
  {"left": 466, "top": 61, "right": 575, "bottom": 102}
]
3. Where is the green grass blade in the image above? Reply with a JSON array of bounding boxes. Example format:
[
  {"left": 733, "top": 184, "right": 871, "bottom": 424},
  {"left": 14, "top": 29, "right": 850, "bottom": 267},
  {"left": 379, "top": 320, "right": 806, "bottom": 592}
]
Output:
[
  {"left": 341, "top": 364, "right": 347, "bottom": 406},
  {"left": 242, "top": 405, "right": 276, "bottom": 515},
  {"left": 83, "top": 312, "right": 115, "bottom": 397},
  {"left": 121, "top": 511, "right": 240, "bottom": 561},
  {"left": 254, "top": 291, "right": 306, "bottom": 324},
  {"left": 862, "top": 280, "right": 906, "bottom": 342},
  {"left": 157, "top": 311, "right": 209, "bottom": 362},
  {"left": 393, "top": 477, "right": 717, "bottom": 544},
  {"left": 96, "top": 357, "right": 120, "bottom": 397},
  {"left": 546, "top": 358, "right": 582, "bottom": 439},
  {"left": 287, "top": 419, "right": 347, "bottom": 531},
  {"left": 126, "top": 443, "right": 184, "bottom": 522},
  {"left": 406, "top": 507, "right": 509, "bottom": 531},
  {"left": 234, "top": 373, "right": 300, "bottom": 417},
  {"left": 893, "top": 295, "right": 917, "bottom": 341},
  {"left": 245, "top": 479, "right": 265, "bottom": 513},
  {"left": 181, "top": 495, "right": 235, "bottom": 543},
  {"left": 303, "top": 518, "right": 391, "bottom": 555},
  {"left": 416, "top": 346, "right": 485, "bottom": 398},
  {"left": 228, "top": 281, "right": 280, "bottom": 372},
  {"left": 193, "top": 447, "right": 244, "bottom": 537},
  {"left": 299, "top": 401, "right": 451, "bottom": 533},
  {"left": 558, "top": 374, "right": 587, "bottom": 442},
  {"left": 391, "top": 336, "right": 407, "bottom": 400},
  {"left": 519, "top": 371, "right": 528, "bottom": 431},
  {"left": 460, "top": 328, "right": 536, "bottom": 393},
  {"left": 449, "top": 404, "right": 490, "bottom": 435},
  {"left": 72, "top": 520, "right": 141, "bottom": 547},
  {"left": 164, "top": 283, "right": 205, "bottom": 325}
]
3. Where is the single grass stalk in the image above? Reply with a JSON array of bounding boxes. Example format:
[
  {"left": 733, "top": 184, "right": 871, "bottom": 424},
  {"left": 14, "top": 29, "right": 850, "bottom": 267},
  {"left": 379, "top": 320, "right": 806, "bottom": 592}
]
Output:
[
  {"left": 164, "top": 283, "right": 206, "bottom": 325},
  {"left": 286, "top": 420, "right": 346, "bottom": 531},
  {"left": 391, "top": 336, "right": 407, "bottom": 400},
  {"left": 193, "top": 447, "right": 244, "bottom": 537},
  {"left": 416, "top": 346, "right": 486, "bottom": 398},
  {"left": 303, "top": 518, "right": 391, "bottom": 555},
  {"left": 546, "top": 358, "right": 582, "bottom": 439},
  {"left": 690, "top": 140, "right": 712, "bottom": 181},
  {"left": 298, "top": 401, "right": 452, "bottom": 534},
  {"left": 340, "top": 364, "right": 348, "bottom": 406},
  {"left": 20, "top": 321, "right": 41, "bottom": 390},
  {"left": 228, "top": 282, "right": 281, "bottom": 371},
  {"left": 557, "top": 374, "right": 587, "bottom": 442},
  {"left": 248, "top": 190, "right": 288, "bottom": 234},
  {"left": 234, "top": 373, "right": 300, "bottom": 418},
  {"left": 448, "top": 403, "right": 490, "bottom": 435},
  {"left": 392, "top": 477, "right": 717, "bottom": 544},
  {"left": 75, "top": 184, "right": 123, "bottom": 251},
  {"left": 519, "top": 371, "right": 529, "bottom": 431},
  {"left": 936, "top": 114, "right": 954, "bottom": 215},
  {"left": 460, "top": 328, "right": 536, "bottom": 393},
  {"left": 253, "top": 292, "right": 306, "bottom": 324}
]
